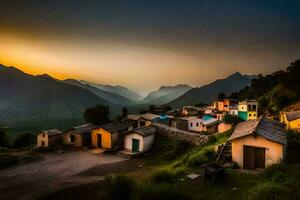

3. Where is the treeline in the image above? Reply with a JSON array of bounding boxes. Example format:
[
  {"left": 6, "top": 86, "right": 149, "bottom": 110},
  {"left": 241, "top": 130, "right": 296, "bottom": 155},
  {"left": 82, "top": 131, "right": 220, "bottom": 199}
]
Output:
[{"left": 229, "top": 58, "right": 300, "bottom": 116}]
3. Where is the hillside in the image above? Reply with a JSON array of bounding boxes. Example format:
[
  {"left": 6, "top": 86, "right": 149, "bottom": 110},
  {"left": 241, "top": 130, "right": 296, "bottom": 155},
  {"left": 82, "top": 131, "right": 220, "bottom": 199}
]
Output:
[
  {"left": 167, "top": 72, "right": 254, "bottom": 108},
  {"left": 141, "top": 84, "right": 192, "bottom": 106},
  {"left": 229, "top": 58, "right": 300, "bottom": 116},
  {"left": 0, "top": 64, "right": 121, "bottom": 122},
  {"left": 63, "top": 79, "right": 133, "bottom": 105},
  {"left": 81, "top": 80, "right": 142, "bottom": 101}
]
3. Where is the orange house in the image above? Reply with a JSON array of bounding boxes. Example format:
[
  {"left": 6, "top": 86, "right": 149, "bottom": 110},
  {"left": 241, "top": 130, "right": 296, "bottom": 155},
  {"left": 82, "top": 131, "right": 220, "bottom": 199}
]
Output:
[{"left": 229, "top": 117, "right": 287, "bottom": 170}]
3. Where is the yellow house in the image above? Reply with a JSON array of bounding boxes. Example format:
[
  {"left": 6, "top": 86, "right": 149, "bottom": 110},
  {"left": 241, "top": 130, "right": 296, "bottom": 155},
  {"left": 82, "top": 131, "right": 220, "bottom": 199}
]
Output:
[
  {"left": 280, "top": 111, "right": 300, "bottom": 131},
  {"left": 229, "top": 116, "right": 287, "bottom": 170},
  {"left": 91, "top": 120, "right": 136, "bottom": 149}
]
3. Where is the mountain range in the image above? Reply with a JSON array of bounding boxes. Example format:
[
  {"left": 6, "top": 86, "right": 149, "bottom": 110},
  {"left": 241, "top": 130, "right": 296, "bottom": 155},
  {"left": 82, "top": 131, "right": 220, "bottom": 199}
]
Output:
[
  {"left": 0, "top": 63, "right": 256, "bottom": 133},
  {"left": 167, "top": 72, "right": 256, "bottom": 108},
  {"left": 0, "top": 64, "right": 122, "bottom": 121},
  {"left": 141, "top": 84, "right": 192, "bottom": 106}
]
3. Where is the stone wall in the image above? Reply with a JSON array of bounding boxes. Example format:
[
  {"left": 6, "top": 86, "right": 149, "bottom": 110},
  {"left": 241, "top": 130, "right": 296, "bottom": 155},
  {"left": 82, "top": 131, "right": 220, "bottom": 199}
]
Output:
[{"left": 153, "top": 123, "right": 209, "bottom": 146}]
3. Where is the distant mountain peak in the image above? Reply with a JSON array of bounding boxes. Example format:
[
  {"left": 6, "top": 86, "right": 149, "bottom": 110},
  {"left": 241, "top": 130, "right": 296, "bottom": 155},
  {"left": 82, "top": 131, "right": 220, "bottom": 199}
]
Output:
[{"left": 159, "top": 84, "right": 192, "bottom": 91}]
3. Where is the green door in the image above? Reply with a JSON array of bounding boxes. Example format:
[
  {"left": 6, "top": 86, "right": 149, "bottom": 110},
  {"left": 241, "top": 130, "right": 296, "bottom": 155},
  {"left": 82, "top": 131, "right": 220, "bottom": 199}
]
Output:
[{"left": 132, "top": 139, "right": 140, "bottom": 152}]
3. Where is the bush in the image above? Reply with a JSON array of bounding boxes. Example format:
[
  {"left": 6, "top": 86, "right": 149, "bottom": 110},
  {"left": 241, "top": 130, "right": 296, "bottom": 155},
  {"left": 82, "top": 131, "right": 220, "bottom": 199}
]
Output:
[
  {"left": 138, "top": 183, "right": 189, "bottom": 200},
  {"left": 147, "top": 135, "right": 192, "bottom": 162},
  {"left": 223, "top": 114, "right": 244, "bottom": 125},
  {"left": 0, "top": 153, "right": 18, "bottom": 169},
  {"left": 184, "top": 146, "right": 215, "bottom": 167},
  {"left": 150, "top": 167, "right": 185, "bottom": 184},
  {"left": 104, "top": 174, "right": 138, "bottom": 200},
  {"left": 14, "top": 133, "right": 34, "bottom": 148},
  {"left": 244, "top": 182, "right": 285, "bottom": 200}
]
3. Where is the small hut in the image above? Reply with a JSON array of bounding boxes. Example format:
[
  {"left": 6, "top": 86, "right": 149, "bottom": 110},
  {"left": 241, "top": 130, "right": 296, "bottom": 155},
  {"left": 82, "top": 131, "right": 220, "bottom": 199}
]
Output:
[
  {"left": 37, "top": 129, "right": 63, "bottom": 148},
  {"left": 124, "top": 126, "right": 156, "bottom": 153},
  {"left": 63, "top": 123, "right": 96, "bottom": 147}
]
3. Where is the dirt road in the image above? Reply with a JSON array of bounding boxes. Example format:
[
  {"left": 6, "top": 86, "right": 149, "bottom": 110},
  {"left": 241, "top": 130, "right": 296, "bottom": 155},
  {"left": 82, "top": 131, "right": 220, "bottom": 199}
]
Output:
[{"left": 0, "top": 150, "right": 129, "bottom": 200}]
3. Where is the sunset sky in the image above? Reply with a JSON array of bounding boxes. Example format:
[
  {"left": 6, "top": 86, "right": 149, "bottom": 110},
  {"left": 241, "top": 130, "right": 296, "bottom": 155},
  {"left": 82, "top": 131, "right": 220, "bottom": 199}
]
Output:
[{"left": 0, "top": 0, "right": 299, "bottom": 95}]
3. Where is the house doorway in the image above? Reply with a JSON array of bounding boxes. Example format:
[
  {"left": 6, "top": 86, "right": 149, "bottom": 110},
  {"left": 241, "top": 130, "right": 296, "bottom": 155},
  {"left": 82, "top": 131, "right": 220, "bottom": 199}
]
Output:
[
  {"left": 42, "top": 141, "right": 45, "bottom": 147},
  {"left": 243, "top": 145, "right": 266, "bottom": 170},
  {"left": 97, "top": 134, "right": 102, "bottom": 147},
  {"left": 70, "top": 135, "right": 76, "bottom": 143},
  {"left": 132, "top": 139, "right": 140, "bottom": 152}
]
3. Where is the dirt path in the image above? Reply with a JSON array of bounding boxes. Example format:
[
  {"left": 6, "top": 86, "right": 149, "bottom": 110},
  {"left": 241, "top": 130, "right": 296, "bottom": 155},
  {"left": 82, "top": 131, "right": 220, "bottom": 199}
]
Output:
[{"left": 0, "top": 150, "right": 129, "bottom": 200}]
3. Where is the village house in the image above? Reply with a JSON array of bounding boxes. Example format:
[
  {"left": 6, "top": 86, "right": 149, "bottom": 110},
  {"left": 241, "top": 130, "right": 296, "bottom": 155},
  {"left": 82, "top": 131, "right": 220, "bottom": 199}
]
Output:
[
  {"left": 229, "top": 116, "right": 287, "bottom": 170},
  {"left": 37, "top": 129, "right": 62, "bottom": 148},
  {"left": 169, "top": 117, "right": 189, "bottom": 131},
  {"left": 228, "top": 106, "right": 239, "bottom": 115},
  {"left": 128, "top": 113, "right": 161, "bottom": 128},
  {"left": 238, "top": 100, "right": 258, "bottom": 121},
  {"left": 63, "top": 123, "right": 96, "bottom": 147},
  {"left": 91, "top": 120, "right": 136, "bottom": 149},
  {"left": 124, "top": 126, "right": 156, "bottom": 153},
  {"left": 280, "top": 111, "right": 300, "bottom": 131},
  {"left": 214, "top": 100, "right": 224, "bottom": 112},
  {"left": 223, "top": 99, "right": 238, "bottom": 112},
  {"left": 200, "top": 118, "right": 220, "bottom": 133},
  {"left": 186, "top": 116, "right": 202, "bottom": 132}
]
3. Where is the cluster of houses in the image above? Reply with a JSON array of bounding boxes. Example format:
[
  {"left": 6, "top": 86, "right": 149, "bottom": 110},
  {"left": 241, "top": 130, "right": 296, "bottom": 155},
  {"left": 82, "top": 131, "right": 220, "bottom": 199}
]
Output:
[
  {"left": 37, "top": 98, "right": 300, "bottom": 170},
  {"left": 37, "top": 113, "right": 160, "bottom": 155}
]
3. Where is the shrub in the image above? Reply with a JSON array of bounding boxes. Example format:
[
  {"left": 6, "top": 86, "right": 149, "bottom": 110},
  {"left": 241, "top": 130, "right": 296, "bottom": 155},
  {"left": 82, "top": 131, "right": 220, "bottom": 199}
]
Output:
[
  {"left": 104, "top": 174, "right": 138, "bottom": 200},
  {"left": 184, "top": 146, "right": 215, "bottom": 167},
  {"left": 223, "top": 114, "right": 244, "bottom": 125},
  {"left": 245, "top": 182, "right": 285, "bottom": 200},
  {"left": 14, "top": 133, "right": 35, "bottom": 148},
  {"left": 150, "top": 166, "right": 184, "bottom": 184},
  {"left": 138, "top": 183, "right": 189, "bottom": 200},
  {"left": 0, "top": 153, "right": 18, "bottom": 169}
]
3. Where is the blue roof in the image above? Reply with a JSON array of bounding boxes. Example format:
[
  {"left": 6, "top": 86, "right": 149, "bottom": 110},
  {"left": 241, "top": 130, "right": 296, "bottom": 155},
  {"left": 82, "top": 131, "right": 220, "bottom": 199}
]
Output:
[{"left": 202, "top": 115, "right": 213, "bottom": 121}]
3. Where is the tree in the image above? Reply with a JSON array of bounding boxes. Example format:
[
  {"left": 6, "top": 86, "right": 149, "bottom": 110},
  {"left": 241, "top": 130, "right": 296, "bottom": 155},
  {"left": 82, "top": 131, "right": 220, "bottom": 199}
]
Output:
[
  {"left": 14, "top": 133, "right": 34, "bottom": 148},
  {"left": 84, "top": 105, "right": 110, "bottom": 126},
  {"left": 149, "top": 105, "right": 155, "bottom": 113},
  {"left": 223, "top": 114, "right": 244, "bottom": 125},
  {"left": 218, "top": 92, "right": 226, "bottom": 100},
  {"left": 121, "top": 107, "right": 128, "bottom": 119},
  {"left": 0, "top": 127, "right": 8, "bottom": 147}
]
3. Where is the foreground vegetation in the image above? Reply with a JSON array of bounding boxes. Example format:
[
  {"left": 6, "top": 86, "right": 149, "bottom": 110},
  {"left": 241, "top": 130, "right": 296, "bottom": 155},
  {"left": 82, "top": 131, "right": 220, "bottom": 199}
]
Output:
[{"left": 39, "top": 129, "right": 300, "bottom": 200}]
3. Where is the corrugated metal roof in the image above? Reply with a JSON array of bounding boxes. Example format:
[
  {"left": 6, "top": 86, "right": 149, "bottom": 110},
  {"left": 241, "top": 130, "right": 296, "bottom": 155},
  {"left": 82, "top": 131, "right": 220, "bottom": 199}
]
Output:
[{"left": 229, "top": 116, "right": 287, "bottom": 145}]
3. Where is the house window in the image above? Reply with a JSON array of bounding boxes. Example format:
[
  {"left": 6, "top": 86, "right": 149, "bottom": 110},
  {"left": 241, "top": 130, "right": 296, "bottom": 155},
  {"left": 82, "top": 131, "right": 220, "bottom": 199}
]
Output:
[
  {"left": 254, "top": 114, "right": 256, "bottom": 116},
  {"left": 43, "top": 133, "right": 45, "bottom": 137},
  {"left": 196, "top": 122, "right": 199, "bottom": 127},
  {"left": 190, "top": 122, "right": 193, "bottom": 127},
  {"left": 249, "top": 114, "right": 252, "bottom": 117}
]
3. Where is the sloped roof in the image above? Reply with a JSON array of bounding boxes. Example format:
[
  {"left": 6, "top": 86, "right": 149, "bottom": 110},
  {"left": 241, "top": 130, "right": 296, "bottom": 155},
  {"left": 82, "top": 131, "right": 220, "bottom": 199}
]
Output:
[
  {"left": 229, "top": 116, "right": 287, "bottom": 145},
  {"left": 128, "top": 113, "right": 161, "bottom": 121},
  {"left": 45, "top": 129, "right": 62, "bottom": 136},
  {"left": 180, "top": 116, "right": 198, "bottom": 121},
  {"left": 202, "top": 118, "right": 220, "bottom": 126},
  {"left": 141, "top": 113, "right": 161, "bottom": 121},
  {"left": 73, "top": 123, "right": 97, "bottom": 134},
  {"left": 129, "top": 126, "right": 156, "bottom": 137},
  {"left": 284, "top": 111, "right": 300, "bottom": 121},
  {"left": 101, "top": 120, "right": 136, "bottom": 133}
]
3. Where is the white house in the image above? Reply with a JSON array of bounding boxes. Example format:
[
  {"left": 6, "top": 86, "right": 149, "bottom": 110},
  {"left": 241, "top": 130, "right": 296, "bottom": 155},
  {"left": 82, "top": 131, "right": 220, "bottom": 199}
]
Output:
[
  {"left": 124, "top": 126, "right": 156, "bottom": 153},
  {"left": 185, "top": 117, "right": 203, "bottom": 132}
]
